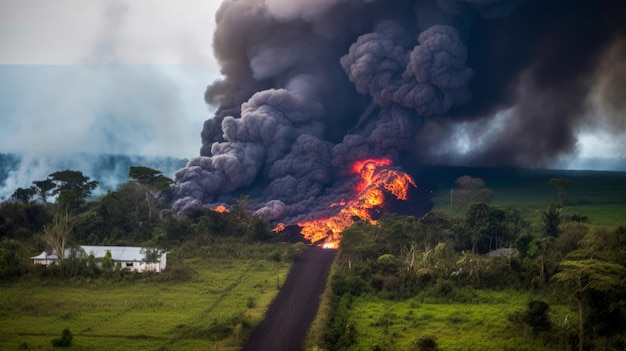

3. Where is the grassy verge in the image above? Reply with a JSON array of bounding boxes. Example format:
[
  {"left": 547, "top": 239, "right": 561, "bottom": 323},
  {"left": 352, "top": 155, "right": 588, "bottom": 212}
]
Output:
[
  {"left": 0, "top": 253, "right": 292, "bottom": 350},
  {"left": 304, "top": 255, "right": 340, "bottom": 351},
  {"left": 345, "top": 289, "right": 572, "bottom": 351}
]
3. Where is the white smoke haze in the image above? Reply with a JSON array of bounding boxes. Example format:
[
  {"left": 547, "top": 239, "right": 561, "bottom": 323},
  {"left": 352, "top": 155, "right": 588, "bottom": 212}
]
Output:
[
  {"left": 0, "top": 153, "right": 187, "bottom": 201},
  {"left": 0, "top": 0, "right": 220, "bottom": 199},
  {"left": 173, "top": 0, "right": 626, "bottom": 224}
]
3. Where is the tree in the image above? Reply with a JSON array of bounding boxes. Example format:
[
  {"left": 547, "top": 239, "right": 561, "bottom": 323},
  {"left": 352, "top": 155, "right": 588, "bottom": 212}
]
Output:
[
  {"left": 42, "top": 211, "right": 73, "bottom": 265},
  {"left": 553, "top": 259, "right": 626, "bottom": 351},
  {"left": 451, "top": 176, "right": 494, "bottom": 212},
  {"left": 548, "top": 178, "right": 573, "bottom": 207},
  {"left": 542, "top": 204, "right": 562, "bottom": 238},
  {"left": 10, "top": 186, "right": 36, "bottom": 203},
  {"left": 141, "top": 247, "right": 163, "bottom": 264},
  {"left": 128, "top": 166, "right": 173, "bottom": 191},
  {"left": 0, "top": 238, "right": 29, "bottom": 278},
  {"left": 32, "top": 178, "right": 55, "bottom": 204},
  {"left": 128, "top": 166, "right": 173, "bottom": 220},
  {"left": 464, "top": 203, "right": 509, "bottom": 254},
  {"left": 102, "top": 250, "right": 114, "bottom": 271},
  {"left": 49, "top": 170, "right": 98, "bottom": 208}
]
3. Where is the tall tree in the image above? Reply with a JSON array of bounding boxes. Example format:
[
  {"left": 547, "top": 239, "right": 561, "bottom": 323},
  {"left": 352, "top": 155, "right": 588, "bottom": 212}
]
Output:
[
  {"left": 464, "top": 203, "right": 509, "bottom": 254},
  {"left": 451, "top": 176, "right": 494, "bottom": 213},
  {"left": 128, "top": 166, "right": 173, "bottom": 220},
  {"left": 50, "top": 170, "right": 98, "bottom": 199},
  {"left": 49, "top": 170, "right": 98, "bottom": 209},
  {"left": 542, "top": 204, "right": 562, "bottom": 238},
  {"left": 548, "top": 178, "right": 573, "bottom": 207},
  {"left": 10, "top": 187, "right": 36, "bottom": 203},
  {"left": 32, "top": 178, "right": 55, "bottom": 204},
  {"left": 128, "top": 166, "right": 173, "bottom": 191},
  {"left": 553, "top": 259, "right": 625, "bottom": 351}
]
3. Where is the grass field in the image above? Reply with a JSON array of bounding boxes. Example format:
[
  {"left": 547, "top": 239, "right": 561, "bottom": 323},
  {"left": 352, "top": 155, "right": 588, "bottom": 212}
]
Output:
[
  {"left": 0, "top": 256, "right": 291, "bottom": 351},
  {"left": 344, "top": 289, "right": 572, "bottom": 351},
  {"left": 426, "top": 167, "right": 626, "bottom": 227}
]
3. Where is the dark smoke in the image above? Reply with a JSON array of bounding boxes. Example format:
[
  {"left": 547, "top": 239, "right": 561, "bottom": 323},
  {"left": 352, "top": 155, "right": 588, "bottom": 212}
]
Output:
[{"left": 173, "top": 0, "right": 626, "bottom": 221}]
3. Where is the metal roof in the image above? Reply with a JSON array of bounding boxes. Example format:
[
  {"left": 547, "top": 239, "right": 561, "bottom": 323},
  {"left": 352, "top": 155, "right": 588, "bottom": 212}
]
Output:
[{"left": 32, "top": 246, "right": 161, "bottom": 262}]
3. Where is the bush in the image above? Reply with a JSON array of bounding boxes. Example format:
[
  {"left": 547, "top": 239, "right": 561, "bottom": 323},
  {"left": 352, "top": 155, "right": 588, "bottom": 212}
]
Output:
[
  {"left": 508, "top": 300, "right": 552, "bottom": 336},
  {"left": 51, "top": 328, "right": 73, "bottom": 347},
  {"left": 414, "top": 334, "right": 439, "bottom": 351},
  {"left": 522, "top": 300, "right": 552, "bottom": 335}
]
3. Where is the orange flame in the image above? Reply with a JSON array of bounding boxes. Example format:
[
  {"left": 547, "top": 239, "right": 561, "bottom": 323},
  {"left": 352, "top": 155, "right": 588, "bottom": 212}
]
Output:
[
  {"left": 272, "top": 222, "right": 286, "bottom": 233},
  {"left": 212, "top": 205, "right": 229, "bottom": 213},
  {"left": 298, "top": 158, "right": 415, "bottom": 248}
]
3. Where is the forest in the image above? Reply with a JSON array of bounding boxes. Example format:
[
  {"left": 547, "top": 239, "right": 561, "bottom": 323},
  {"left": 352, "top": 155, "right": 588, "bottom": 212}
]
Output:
[{"left": 0, "top": 165, "right": 625, "bottom": 350}]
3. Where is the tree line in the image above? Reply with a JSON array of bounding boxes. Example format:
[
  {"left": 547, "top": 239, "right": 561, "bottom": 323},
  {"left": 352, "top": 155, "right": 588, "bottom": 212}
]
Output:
[
  {"left": 0, "top": 166, "right": 281, "bottom": 280},
  {"left": 321, "top": 177, "right": 625, "bottom": 351}
]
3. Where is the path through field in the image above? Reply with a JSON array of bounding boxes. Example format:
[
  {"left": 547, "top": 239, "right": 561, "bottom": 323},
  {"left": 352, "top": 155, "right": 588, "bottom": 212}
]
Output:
[{"left": 241, "top": 246, "right": 336, "bottom": 351}]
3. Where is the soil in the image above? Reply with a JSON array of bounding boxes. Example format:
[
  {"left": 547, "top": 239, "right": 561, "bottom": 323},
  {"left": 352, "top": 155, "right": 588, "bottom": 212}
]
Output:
[{"left": 241, "top": 246, "right": 337, "bottom": 351}]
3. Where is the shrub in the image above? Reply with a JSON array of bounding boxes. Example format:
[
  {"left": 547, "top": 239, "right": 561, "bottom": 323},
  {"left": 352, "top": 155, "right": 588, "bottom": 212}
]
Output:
[
  {"left": 523, "top": 300, "right": 552, "bottom": 335},
  {"left": 246, "top": 296, "right": 256, "bottom": 309},
  {"left": 414, "top": 334, "right": 439, "bottom": 351},
  {"left": 51, "top": 328, "right": 73, "bottom": 347}
]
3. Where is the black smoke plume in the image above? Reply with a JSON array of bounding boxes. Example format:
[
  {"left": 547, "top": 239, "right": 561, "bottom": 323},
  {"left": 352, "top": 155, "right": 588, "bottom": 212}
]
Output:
[{"left": 173, "top": 0, "right": 626, "bottom": 221}]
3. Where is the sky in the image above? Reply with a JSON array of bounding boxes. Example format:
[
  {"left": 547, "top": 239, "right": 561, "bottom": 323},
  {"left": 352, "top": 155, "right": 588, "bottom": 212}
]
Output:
[
  {"left": 0, "top": 0, "right": 624, "bottom": 170},
  {"left": 0, "top": 0, "right": 222, "bottom": 158}
]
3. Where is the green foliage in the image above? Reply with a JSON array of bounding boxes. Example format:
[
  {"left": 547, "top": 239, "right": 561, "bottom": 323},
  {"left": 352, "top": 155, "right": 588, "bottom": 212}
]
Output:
[
  {"left": 141, "top": 247, "right": 163, "bottom": 264},
  {"left": 10, "top": 186, "right": 37, "bottom": 203},
  {"left": 464, "top": 203, "right": 513, "bottom": 253},
  {"left": 0, "top": 201, "right": 49, "bottom": 241},
  {"left": 542, "top": 204, "right": 562, "bottom": 238},
  {"left": 415, "top": 334, "right": 439, "bottom": 351},
  {"left": 548, "top": 178, "right": 573, "bottom": 206},
  {"left": 553, "top": 258, "right": 626, "bottom": 351},
  {"left": 32, "top": 178, "right": 55, "bottom": 204},
  {"left": 51, "top": 328, "right": 73, "bottom": 347},
  {"left": 0, "top": 238, "right": 30, "bottom": 278},
  {"left": 520, "top": 300, "right": 552, "bottom": 335},
  {"left": 128, "top": 166, "right": 173, "bottom": 191},
  {"left": 102, "top": 249, "right": 113, "bottom": 271},
  {"left": 323, "top": 294, "right": 357, "bottom": 350}
]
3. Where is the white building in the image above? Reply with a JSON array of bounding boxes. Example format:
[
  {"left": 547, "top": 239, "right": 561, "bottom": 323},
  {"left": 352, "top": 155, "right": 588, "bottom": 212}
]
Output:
[{"left": 31, "top": 246, "right": 167, "bottom": 273}]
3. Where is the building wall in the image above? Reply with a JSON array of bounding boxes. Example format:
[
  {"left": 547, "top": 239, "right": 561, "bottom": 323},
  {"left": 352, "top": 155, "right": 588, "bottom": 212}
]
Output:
[{"left": 32, "top": 254, "right": 167, "bottom": 273}]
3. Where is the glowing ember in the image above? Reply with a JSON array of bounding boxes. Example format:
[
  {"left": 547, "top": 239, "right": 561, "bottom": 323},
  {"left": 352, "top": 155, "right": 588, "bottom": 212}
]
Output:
[
  {"left": 212, "top": 205, "right": 229, "bottom": 213},
  {"left": 298, "top": 158, "right": 416, "bottom": 248}
]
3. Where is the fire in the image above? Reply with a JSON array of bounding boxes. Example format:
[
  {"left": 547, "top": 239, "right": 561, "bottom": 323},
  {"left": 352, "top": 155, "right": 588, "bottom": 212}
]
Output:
[
  {"left": 298, "top": 158, "right": 415, "bottom": 248},
  {"left": 272, "top": 222, "right": 286, "bottom": 233},
  {"left": 212, "top": 205, "right": 229, "bottom": 213}
]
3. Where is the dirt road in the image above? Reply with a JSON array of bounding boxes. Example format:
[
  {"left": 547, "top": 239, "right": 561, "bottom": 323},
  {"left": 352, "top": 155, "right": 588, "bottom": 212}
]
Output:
[{"left": 241, "top": 246, "right": 336, "bottom": 351}]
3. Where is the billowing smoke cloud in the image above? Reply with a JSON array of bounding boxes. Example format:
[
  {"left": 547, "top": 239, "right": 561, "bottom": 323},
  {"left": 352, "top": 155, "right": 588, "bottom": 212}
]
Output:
[{"left": 173, "top": 0, "right": 626, "bottom": 221}]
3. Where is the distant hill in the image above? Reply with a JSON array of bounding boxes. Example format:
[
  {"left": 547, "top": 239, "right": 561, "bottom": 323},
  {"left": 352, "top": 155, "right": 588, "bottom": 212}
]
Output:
[{"left": 0, "top": 153, "right": 188, "bottom": 200}]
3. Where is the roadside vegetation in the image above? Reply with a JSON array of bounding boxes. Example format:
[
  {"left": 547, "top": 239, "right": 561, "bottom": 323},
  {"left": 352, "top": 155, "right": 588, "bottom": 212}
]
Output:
[
  {"left": 308, "top": 170, "right": 626, "bottom": 351},
  {"left": 0, "top": 166, "right": 305, "bottom": 350}
]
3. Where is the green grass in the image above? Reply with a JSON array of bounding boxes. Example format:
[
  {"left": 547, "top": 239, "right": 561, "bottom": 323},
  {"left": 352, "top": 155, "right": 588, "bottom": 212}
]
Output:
[
  {"left": 0, "top": 256, "right": 291, "bottom": 351},
  {"left": 345, "top": 289, "right": 572, "bottom": 351},
  {"left": 429, "top": 167, "right": 626, "bottom": 227}
]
